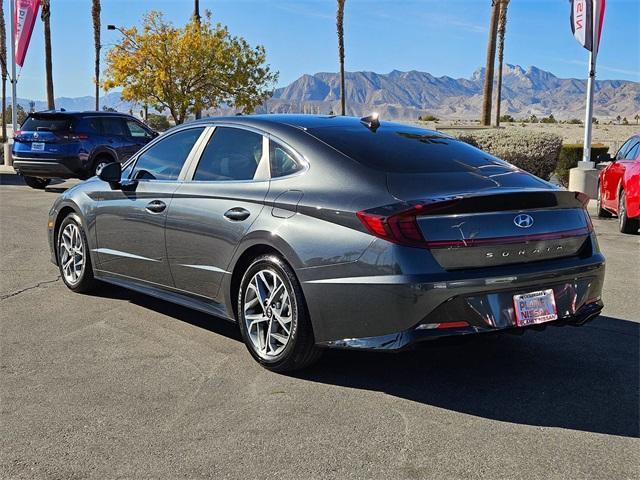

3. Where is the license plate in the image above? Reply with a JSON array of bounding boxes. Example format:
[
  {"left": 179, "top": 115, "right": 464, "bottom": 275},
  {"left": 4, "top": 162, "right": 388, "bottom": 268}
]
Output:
[
  {"left": 513, "top": 289, "right": 557, "bottom": 326},
  {"left": 31, "top": 142, "right": 45, "bottom": 151}
]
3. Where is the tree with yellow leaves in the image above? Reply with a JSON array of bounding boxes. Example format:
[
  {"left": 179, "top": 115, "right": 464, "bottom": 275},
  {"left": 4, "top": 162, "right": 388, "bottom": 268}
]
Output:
[{"left": 103, "top": 11, "right": 278, "bottom": 124}]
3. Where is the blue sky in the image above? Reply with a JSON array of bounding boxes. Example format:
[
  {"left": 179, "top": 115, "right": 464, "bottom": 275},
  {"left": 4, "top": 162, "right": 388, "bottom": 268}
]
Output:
[{"left": 5, "top": 0, "right": 639, "bottom": 101}]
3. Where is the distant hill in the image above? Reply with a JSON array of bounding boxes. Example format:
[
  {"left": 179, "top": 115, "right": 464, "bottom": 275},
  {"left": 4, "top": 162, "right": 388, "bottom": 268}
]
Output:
[
  {"left": 14, "top": 65, "right": 639, "bottom": 121},
  {"left": 265, "top": 65, "right": 640, "bottom": 120}
]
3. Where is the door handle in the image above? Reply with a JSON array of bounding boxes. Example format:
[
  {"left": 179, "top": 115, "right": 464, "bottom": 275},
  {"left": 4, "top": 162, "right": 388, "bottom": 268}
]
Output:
[
  {"left": 224, "top": 207, "right": 250, "bottom": 221},
  {"left": 145, "top": 200, "right": 166, "bottom": 214}
]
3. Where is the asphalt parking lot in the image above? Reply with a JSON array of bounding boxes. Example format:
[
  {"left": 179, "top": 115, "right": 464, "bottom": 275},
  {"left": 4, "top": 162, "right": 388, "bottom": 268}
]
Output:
[{"left": 1, "top": 179, "right": 638, "bottom": 479}]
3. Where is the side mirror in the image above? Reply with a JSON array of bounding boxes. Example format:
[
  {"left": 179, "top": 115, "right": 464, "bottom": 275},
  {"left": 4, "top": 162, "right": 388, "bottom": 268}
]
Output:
[
  {"left": 98, "top": 161, "right": 122, "bottom": 186},
  {"left": 596, "top": 152, "right": 612, "bottom": 163},
  {"left": 151, "top": 130, "right": 159, "bottom": 138}
]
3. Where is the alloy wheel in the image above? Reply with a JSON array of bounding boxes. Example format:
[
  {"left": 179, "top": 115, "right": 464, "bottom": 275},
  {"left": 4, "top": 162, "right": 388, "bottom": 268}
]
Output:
[
  {"left": 243, "top": 269, "right": 293, "bottom": 359},
  {"left": 59, "top": 223, "right": 85, "bottom": 285}
]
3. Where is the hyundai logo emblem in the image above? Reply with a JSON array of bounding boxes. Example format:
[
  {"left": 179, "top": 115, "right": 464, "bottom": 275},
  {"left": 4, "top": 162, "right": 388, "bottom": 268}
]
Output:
[{"left": 514, "top": 213, "right": 534, "bottom": 228}]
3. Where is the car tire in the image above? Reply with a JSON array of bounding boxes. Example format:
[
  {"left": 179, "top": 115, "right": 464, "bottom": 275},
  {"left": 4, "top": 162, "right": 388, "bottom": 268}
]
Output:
[
  {"left": 618, "top": 189, "right": 640, "bottom": 234},
  {"left": 57, "top": 213, "right": 97, "bottom": 292},
  {"left": 23, "top": 176, "right": 51, "bottom": 189},
  {"left": 92, "top": 156, "right": 113, "bottom": 177},
  {"left": 596, "top": 183, "right": 611, "bottom": 218},
  {"left": 237, "top": 254, "right": 322, "bottom": 372}
]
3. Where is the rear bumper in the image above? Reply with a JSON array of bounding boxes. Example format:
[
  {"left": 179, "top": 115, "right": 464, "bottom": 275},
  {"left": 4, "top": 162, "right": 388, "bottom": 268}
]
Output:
[
  {"left": 302, "top": 242, "right": 605, "bottom": 345},
  {"left": 13, "top": 156, "right": 84, "bottom": 178},
  {"left": 318, "top": 298, "right": 604, "bottom": 351}
]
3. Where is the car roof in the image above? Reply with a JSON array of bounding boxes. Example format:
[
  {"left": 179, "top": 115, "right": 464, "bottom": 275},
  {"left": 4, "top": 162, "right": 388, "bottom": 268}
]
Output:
[
  {"left": 188, "top": 113, "right": 441, "bottom": 136},
  {"left": 29, "top": 110, "right": 135, "bottom": 118}
]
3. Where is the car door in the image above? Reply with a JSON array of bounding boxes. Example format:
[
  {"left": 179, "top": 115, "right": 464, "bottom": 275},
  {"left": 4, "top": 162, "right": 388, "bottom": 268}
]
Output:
[
  {"left": 165, "top": 125, "right": 270, "bottom": 301},
  {"left": 94, "top": 126, "right": 207, "bottom": 286},
  {"left": 605, "top": 137, "right": 639, "bottom": 210},
  {"left": 123, "top": 119, "right": 155, "bottom": 160},
  {"left": 97, "top": 117, "right": 129, "bottom": 162}
]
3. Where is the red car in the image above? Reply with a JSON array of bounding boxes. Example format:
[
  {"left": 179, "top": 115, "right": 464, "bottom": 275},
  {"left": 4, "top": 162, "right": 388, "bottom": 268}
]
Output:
[{"left": 597, "top": 134, "right": 640, "bottom": 234}]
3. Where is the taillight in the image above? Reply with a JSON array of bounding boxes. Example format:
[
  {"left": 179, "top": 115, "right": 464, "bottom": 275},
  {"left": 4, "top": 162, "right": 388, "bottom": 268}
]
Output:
[
  {"left": 60, "top": 133, "right": 89, "bottom": 141},
  {"left": 357, "top": 199, "right": 460, "bottom": 248}
]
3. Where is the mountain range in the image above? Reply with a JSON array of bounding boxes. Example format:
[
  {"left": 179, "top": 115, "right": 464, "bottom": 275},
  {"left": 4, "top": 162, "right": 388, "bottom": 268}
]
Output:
[{"left": 12, "top": 65, "right": 640, "bottom": 121}]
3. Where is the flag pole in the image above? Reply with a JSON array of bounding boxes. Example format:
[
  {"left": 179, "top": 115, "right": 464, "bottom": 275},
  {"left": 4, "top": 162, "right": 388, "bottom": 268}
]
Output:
[
  {"left": 580, "top": 49, "right": 596, "bottom": 168},
  {"left": 9, "top": 0, "right": 17, "bottom": 139}
]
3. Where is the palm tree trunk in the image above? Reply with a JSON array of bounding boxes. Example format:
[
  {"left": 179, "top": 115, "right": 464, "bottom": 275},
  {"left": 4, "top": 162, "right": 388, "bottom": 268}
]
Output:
[
  {"left": 337, "top": 0, "right": 346, "bottom": 116},
  {"left": 495, "top": 0, "right": 509, "bottom": 127},
  {"left": 481, "top": 1, "right": 500, "bottom": 126},
  {"left": 92, "top": 0, "right": 101, "bottom": 111},
  {"left": 194, "top": 0, "right": 202, "bottom": 120},
  {"left": 42, "top": 0, "right": 54, "bottom": 110},
  {"left": 0, "top": 2, "right": 7, "bottom": 142}
]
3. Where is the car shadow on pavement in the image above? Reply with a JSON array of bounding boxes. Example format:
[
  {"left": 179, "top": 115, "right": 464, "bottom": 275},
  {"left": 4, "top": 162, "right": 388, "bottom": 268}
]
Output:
[
  {"left": 90, "top": 282, "right": 639, "bottom": 438},
  {"left": 296, "top": 316, "right": 639, "bottom": 439}
]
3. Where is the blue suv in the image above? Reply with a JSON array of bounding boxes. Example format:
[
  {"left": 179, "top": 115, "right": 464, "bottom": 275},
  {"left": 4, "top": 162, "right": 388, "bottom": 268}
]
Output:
[{"left": 12, "top": 110, "right": 157, "bottom": 189}]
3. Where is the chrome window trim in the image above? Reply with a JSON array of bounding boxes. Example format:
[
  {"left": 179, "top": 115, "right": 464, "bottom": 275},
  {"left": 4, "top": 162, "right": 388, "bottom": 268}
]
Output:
[
  {"left": 182, "top": 123, "right": 271, "bottom": 184},
  {"left": 125, "top": 125, "right": 209, "bottom": 182}
]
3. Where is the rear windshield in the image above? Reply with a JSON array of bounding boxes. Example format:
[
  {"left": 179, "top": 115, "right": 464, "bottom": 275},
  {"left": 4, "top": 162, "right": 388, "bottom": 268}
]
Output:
[
  {"left": 21, "top": 115, "right": 73, "bottom": 132},
  {"left": 308, "top": 124, "right": 510, "bottom": 173}
]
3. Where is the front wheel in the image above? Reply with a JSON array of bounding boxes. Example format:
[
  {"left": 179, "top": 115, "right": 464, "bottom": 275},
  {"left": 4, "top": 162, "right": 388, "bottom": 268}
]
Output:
[
  {"left": 23, "top": 176, "right": 51, "bottom": 189},
  {"left": 618, "top": 190, "right": 640, "bottom": 234},
  {"left": 238, "top": 255, "right": 321, "bottom": 372},
  {"left": 597, "top": 183, "right": 611, "bottom": 218},
  {"left": 57, "top": 213, "right": 97, "bottom": 292}
]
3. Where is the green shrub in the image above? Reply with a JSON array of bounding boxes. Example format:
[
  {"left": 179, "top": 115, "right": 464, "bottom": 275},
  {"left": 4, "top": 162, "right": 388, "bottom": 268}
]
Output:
[
  {"left": 457, "top": 129, "right": 562, "bottom": 180},
  {"left": 555, "top": 143, "right": 609, "bottom": 186},
  {"left": 146, "top": 113, "right": 171, "bottom": 131},
  {"left": 419, "top": 114, "right": 439, "bottom": 122}
]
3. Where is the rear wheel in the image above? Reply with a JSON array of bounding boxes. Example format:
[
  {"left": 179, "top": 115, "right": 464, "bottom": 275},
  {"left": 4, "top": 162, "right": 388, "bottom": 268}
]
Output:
[
  {"left": 618, "top": 189, "right": 640, "bottom": 234},
  {"left": 596, "top": 182, "right": 611, "bottom": 218},
  {"left": 57, "top": 213, "right": 97, "bottom": 292},
  {"left": 238, "top": 254, "right": 321, "bottom": 372},
  {"left": 23, "top": 176, "right": 50, "bottom": 189}
]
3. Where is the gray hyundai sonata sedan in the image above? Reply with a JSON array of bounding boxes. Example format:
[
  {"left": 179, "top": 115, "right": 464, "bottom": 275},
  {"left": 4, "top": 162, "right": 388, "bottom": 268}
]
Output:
[{"left": 47, "top": 114, "right": 605, "bottom": 371}]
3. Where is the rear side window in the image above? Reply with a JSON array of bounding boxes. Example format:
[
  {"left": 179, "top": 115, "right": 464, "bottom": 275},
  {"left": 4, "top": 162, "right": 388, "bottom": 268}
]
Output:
[
  {"left": 99, "top": 118, "right": 126, "bottom": 136},
  {"left": 21, "top": 115, "right": 72, "bottom": 132},
  {"left": 308, "top": 125, "right": 509, "bottom": 173},
  {"left": 193, "top": 127, "right": 263, "bottom": 181},
  {"left": 270, "top": 141, "right": 302, "bottom": 177},
  {"left": 625, "top": 140, "right": 640, "bottom": 160},
  {"left": 132, "top": 127, "right": 205, "bottom": 181}
]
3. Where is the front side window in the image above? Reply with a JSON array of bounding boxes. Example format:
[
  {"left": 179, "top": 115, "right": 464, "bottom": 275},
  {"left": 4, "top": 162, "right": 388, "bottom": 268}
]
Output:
[
  {"left": 131, "top": 127, "right": 205, "bottom": 181},
  {"left": 193, "top": 127, "right": 263, "bottom": 181},
  {"left": 126, "top": 120, "right": 152, "bottom": 138},
  {"left": 270, "top": 141, "right": 303, "bottom": 178}
]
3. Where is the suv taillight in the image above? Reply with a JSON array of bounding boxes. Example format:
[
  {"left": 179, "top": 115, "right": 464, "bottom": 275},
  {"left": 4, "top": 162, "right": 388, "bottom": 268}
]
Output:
[{"left": 60, "top": 133, "right": 89, "bottom": 141}]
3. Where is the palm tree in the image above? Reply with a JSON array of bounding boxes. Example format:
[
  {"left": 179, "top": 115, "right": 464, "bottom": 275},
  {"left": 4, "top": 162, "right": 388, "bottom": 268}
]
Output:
[
  {"left": 494, "top": 0, "right": 510, "bottom": 127},
  {"left": 92, "top": 0, "right": 101, "bottom": 111},
  {"left": 481, "top": 0, "right": 500, "bottom": 126},
  {"left": 41, "top": 0, "right": 54, "bottom": 109},
  {"left": 193, "top": 0, "right": 202, "bottom": 119},
  {"left": 336, "top": 0, "right": 346, "bottom": 116},
  {"left": 0, "top": 2, "right": 7, "bottom": 142}
]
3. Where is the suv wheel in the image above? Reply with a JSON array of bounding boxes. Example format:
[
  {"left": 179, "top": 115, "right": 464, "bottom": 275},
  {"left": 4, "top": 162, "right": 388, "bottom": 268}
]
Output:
[
  {"left": 238, "top": 255, "right": 322, "bottom": 372},
  {"left": 57, "top": 213, "right": 97, "bottom": 292},
  {"left": 23, "top": 176, "right": 51, "bottom": 189},
  {"left": 92, "top": 157, "right": 113, "bottom": 177},
  {"left": 618, "top": 190, "right": 640, "bottom": 234}
]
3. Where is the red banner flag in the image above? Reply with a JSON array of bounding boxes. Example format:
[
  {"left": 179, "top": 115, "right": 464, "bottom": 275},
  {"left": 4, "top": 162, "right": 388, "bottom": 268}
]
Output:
[
  {"left": 14, "top": 0, "right": 41, "bottom": 67},
  {"left": 570, "top": 0, "right": 606, "bottom": 57}
]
